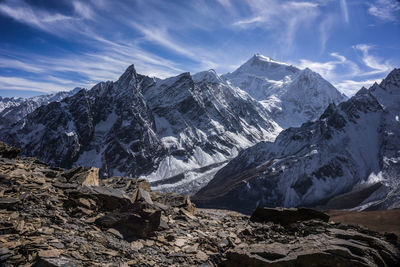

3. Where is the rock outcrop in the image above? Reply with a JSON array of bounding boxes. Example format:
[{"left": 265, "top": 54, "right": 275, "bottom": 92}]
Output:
[{"left": 0, "top": 142, "right": 399, "bottom": 266}]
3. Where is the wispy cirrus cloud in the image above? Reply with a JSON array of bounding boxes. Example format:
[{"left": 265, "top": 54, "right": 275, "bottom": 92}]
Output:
[
  {"left": 298, "top": 45, "right": 393, "bottom": 95},
  {"left": 233, "top": 1, "right": 320, "bottom": 51},
  {"left": 298, "top": 52, "right": 359, "bottom": 81},
  {"left": 340, "top": 0, "right": 349, "bottom": 23},
  {"left": 353, "top": 44, "right": 393, "bottom": 75},
  {"left": 0, "top": 75, "right": 76, "bottom": 93},
  {"left": 0, "top": 0, "right": 398, "bottom": 97},
  {"left": 368, "top": 0, "right": 400, "bottom": 22},
  {"left": 334, "top": 79, "right": 382, "bottom": 95},
  {"left": 0, "top": 0, "right": 79, "bottom": 36}
]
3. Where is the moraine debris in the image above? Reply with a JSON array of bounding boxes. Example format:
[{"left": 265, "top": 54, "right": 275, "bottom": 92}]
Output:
[{"left": 0, "top": 142, "right": 399, "bottom": 266}]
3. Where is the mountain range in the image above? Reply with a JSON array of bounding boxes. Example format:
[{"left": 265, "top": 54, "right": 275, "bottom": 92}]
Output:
[
  {"left": 194, "top": 68, "right": 400, "bottom": 213},
  {"left": 0, "top": 87, "right": 82, "bottom": 129},
  {"left": 0, "top": 54, "right": 361, "bottom": 198}
]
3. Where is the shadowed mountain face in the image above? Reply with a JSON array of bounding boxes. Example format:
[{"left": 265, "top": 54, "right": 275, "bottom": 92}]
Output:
[
  {"left": 0, "top": 55, "right": 346, "bottom": 195},
  {"left": 194, "top": 69, "right": 400, "bottom": 214}
]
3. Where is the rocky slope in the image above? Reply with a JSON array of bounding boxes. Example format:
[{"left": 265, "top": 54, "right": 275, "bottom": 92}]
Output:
[
  {"left": 223, "top": 54, "right": 346, "bottom": 128},
  {"left": 0, "top": 88, "right": 82, "bottom": 129},
  {"left": 0, "top": 142, "right": 399, "bottom": 266},
  {"left": 194, "top": 69, "right": 400, "bottom": 214},
  {"left": 0, "top": 65, "right": 279, "bottom": 195}
]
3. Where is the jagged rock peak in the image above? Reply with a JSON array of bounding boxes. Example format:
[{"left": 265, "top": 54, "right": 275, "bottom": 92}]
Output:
[{"left": 116, "top": 64, "right": 138, "bottom": 88}]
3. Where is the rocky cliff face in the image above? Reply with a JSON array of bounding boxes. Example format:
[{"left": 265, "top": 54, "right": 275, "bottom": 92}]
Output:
[
  {"left": 1, "top": 142, "right": 399, "bottom": 266},
  {"left": 194, "top": 69, "right": 400, "bottom": 214}
]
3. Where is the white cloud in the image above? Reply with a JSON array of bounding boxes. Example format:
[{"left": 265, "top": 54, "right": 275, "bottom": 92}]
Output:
[
  {"left": 72, "top": 1, "right": 94, "bottom": 20},
  {"left": 368, "top": 0, "right": 400, "bottom": 22},
  {"left": 0, "top": 0, "right": 396, "bottom": 98},
  {"left": 131, "top": 23, "right": 195, "bottom": 59},
  {"left": 232, "top": 1, "right": 320, "bottom": 50},
  {"left": 340, "top": 0, "right": 349, "bottom": 23},
  {"left": 0, "top": 0, "right": 76, "bottom": 35},
  {"left": 319, "top": 14, "right": 336, "bottom": 53},
  {"left": 334, "top": 79, "right": 381, "bottom": 96},
  {"left": 298, "top": 52, "right": 359, "bottom": 81},
  {"left": 353, "top": 44, "right": 393, "bottom": 75},
  {"left": 216, "top": 0, "right": 232, "bottom": 8},
  {"left": 297, "top": 47, "right": 391, "bottom": 96},
  {"left": 0, "top": 76, "right": 74, "bottom": 93}
]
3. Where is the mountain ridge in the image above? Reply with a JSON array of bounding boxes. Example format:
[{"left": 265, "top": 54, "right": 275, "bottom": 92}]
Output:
[
  {"left": 193, "top": 69, "right": 400, "bottom": 213},
  {"left": 0, "top": 54, "right": 347, "bottom": 195}
]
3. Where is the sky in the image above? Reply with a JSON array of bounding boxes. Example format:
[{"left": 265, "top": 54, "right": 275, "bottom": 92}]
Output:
[{"left": 0, "top": 0, "right": 399, "bottom": 98}]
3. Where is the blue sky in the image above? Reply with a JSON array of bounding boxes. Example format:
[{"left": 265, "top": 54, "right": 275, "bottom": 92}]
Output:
[{"left": 0, "top": 0, "right": 399, "bottom": 97}]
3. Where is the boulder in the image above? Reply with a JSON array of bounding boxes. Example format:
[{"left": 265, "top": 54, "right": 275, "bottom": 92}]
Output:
[
  {"left": 136, "top": 188, "right": 153, "bottom": 205},
  {"left": 62, "top": 166, "right": 99, "bottom": 186},
  {"left": 250, "top": 207, "right": 329, "bottom": 226},
  {"left": 66, "top": 186, "right": 132, "bottom": 212},
  {"left": 95, "top": 209, "right": 161, "bottom": 239}
]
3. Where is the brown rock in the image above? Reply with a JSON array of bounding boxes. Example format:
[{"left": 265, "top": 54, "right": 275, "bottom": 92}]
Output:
[
  {"left": 174, "top": 238, "right": 186, "bottom": 247},
  {"left": 69, "top": 186, "right": 132, "bottom": 211},
  {"left": 38, "top": 249, "right": 61, "bottom": 258},
  {"left": 77, "top": 198, "right": 91, "bottom": 209},
  {"left": 63, "top": 166, "right": 99, "bottom": 186},
  {"left": 196, "top": 251, "right": 208, "bottom": 262},
  {"left": 95, "top": 209, "right": 161, "bottom": 239},
  {"left": 180, "top": 208, "right": 195, "bottom": 220},
  {"left": 136, "top": 188, "right": 153, "bottom": 205},
  {"left": 131, "top": 241, "right": 144, "bottom": 251}
]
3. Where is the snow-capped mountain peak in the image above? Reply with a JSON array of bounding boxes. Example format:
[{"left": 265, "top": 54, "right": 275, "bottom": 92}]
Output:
[
  {"left": 226, "top": 54, "right": 300, "bottom": 83},
  {"left": 221, "top": 54, "right": 346, "bottom": 128}
]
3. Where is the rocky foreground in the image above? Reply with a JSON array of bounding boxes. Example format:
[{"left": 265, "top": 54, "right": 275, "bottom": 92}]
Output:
[{"left": 0, "top": 142, "right": 399, "bottom": 266}]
